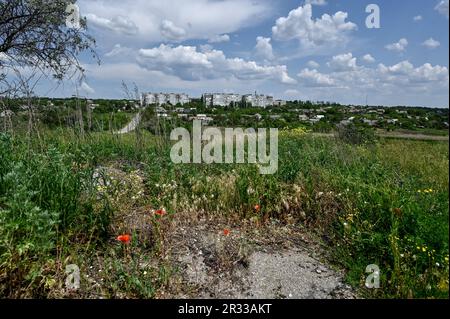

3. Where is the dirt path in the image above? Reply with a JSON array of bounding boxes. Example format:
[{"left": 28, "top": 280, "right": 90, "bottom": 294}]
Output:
[{"left": 116, "top": 112, "right": 142, "bottom": 134}]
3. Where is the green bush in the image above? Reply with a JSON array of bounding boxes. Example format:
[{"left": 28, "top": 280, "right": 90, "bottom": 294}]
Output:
[{"left": 335, "top": 123, "right": 377, "bottom": 145}]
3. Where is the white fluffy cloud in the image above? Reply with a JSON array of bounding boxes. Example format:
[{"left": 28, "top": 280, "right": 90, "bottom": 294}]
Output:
[
  {"left": 378, "top": 61, "right": 449, "bottom": 83},
  {"left": 378, "top": 61, "right": 415, "bottom": 76},
  {"left": 136, "top": 44, "right": 296, "bottom": 84},
  {"left": 255, "top": 36, "right": 274, "bottom": 60},
  {"left": 296, "top": 58, "right": 448, "bottom": 94},
  {"left": 298, "top": 68, "right": 335, "bottom": 87},
  {"left": 435, "top": 0, "right": 449, "bottom": 18},
  {"left": 86, "top": 14, "right": 139, "bottom": 35},
  {"left": 159, "top": 20, "right": 187, "bottom": 40},
  {"left": 385, "top": 38, "right": 408, "bottom": 52},
  {"left": 422, "top": 38, "right": 441, "bottom": 49},
  {"left": 272, "top": 4, "right": 357, "bottom": 48},
  {"left": 104, "top": 44, "right": 134, "bottom": 58},
  {"left": 80, "top": 0, "right": 270, "bottom": 43},
  {"left": 362, "top": 54, "right": 376, "bottom": 63},
  {"left": 208, "top": 34, "right": 231, "bottom": 43},
  {"left": 327, "top": 53, "right": 357, "bottom": 71},
  {"left": 307, "top": 60, "right": 320, "bottom": 68},
  {"left": 413, "top": 15, "right": 423, "bottom": 21}
]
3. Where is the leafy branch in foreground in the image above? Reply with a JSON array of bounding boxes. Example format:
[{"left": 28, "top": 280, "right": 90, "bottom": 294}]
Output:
[{"left": 0, "top": 0, "right": 97, "bottom": 94}]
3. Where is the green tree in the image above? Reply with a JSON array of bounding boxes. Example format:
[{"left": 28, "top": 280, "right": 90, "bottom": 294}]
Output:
[{"left": 0, "top": 0, "right": 97, "bottom": 94}]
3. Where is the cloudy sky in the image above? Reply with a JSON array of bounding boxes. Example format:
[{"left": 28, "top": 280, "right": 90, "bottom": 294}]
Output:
[{"left": 42, "top": 0, "right": 449, "bottom": 107}]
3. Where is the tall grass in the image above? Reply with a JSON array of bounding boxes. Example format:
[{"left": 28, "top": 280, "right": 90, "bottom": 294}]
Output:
[{"left": 0, "top": 127, "right": 448, "bottom": 298}]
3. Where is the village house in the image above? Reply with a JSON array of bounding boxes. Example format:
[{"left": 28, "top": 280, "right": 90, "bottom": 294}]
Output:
[{"left": 299, "top": 114, "right": 309, "bottom": 122}]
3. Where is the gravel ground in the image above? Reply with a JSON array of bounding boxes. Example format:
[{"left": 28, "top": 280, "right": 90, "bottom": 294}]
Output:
[
  {"left": 245, "top": 250, "right": 355, "bottom": 299},
  {"left": 169, "top": 222, "right": 357, "bottom": 299}
]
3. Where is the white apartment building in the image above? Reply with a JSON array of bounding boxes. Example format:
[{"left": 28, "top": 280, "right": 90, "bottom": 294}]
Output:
[
  {"left": 142, "top": 93, "right": 191, "bottom": 106},
  {"left": 203, "top": 93, "right": 279, "bottom": 108},
  {"left": 243, "top": 94, "right": 274, "bottom": 108},
  {"left": 203, "top": 93, "right": 242, "bottom": 107}
]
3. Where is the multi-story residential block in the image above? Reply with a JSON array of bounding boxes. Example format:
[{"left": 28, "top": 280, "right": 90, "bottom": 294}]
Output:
[
  {"left": 243, "top": 94, "right": 274, "bottom": 108},
  {"left": 203, "top": 93, "right": 281, "bottom": 108},
  {"left": 203, "top": 93, "right": 242, "bottom": 107},
  {"left": 143, "top": 92, "right": 284, "bottom": 108},
  {"left": 141, "top": 93, "right": 191, "bottom": 106}
]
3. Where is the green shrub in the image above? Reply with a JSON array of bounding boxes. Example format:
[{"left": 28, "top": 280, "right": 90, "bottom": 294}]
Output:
[{"left": 335, "top": 124, "right": 377, "bottom": 145}]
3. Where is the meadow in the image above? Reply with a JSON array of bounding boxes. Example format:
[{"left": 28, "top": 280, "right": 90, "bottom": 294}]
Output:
[{"left": 0, "top": 121, "right": 448, "bottom": 298}]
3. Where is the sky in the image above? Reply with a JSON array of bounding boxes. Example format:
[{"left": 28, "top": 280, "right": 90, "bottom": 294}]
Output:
[{"left": 37, "top": 0, "right": 449, "bottom": 107}]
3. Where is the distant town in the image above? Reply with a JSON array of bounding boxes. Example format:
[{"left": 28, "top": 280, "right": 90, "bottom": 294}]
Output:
[
  {"left": 133, "top": 91, "right": 449, "bottom": 132},
  {"left": 2, "top": 91, "right": 448, "bottom": 135},
  {"left": 141, "top": 92, "right": 286, "bottom": 108}
]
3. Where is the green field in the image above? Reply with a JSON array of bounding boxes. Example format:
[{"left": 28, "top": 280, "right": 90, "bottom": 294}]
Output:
[{"left": 0, "top": 124, "right": 448, "bottom": 298}]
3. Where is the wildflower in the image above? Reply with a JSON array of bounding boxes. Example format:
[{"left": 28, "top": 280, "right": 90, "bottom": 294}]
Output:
[
  {"left": 117, "top": 234, "right": 131, "bottom": 244},
  {"left": 254, "top": 204, "right": 261, "bottom": 212},
  {"left": 155, "top": 209, "right": 167, "bottom": 216},
  {"left": 223, "top": 229, "right": 230, "bottom": 236}
]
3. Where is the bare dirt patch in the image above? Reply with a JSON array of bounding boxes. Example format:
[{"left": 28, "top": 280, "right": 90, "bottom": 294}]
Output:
[{"left": 164, "top": 217, "right": 357, "bottom": 299}]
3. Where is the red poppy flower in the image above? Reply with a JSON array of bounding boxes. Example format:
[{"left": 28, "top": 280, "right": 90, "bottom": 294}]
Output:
[
  {"left": 223, "top": 229, "right": 230, "bottom": 236},
  {"left": 155, "top": 209, "right": 167, "bottom": 216},
  {"left": 117, "top": 234, "right": 131, "bottom": 244},
  {"left": 254, "top": 204, "right": 261, "bottom": 212}
]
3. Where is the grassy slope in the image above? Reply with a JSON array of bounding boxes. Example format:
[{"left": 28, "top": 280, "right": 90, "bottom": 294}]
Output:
[{"left": 0, "top": 129, "right": 448, "bottom": 298}]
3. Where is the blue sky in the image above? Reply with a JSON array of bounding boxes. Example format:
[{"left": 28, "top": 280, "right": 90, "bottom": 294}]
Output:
[{"left": 37, "top": 0, "right": 449, "bottom": 107}]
